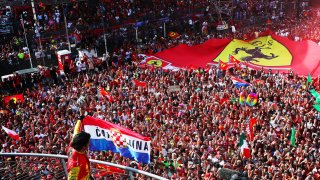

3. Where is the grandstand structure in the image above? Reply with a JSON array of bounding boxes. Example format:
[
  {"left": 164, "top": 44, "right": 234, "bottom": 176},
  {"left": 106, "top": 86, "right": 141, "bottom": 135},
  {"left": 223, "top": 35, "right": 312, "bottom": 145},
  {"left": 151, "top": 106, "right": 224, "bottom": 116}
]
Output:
[
  {"left": 0, "top": 0, "right": 77, "bottom": 6},
  {"left": 0, "top": 0, "right": 319, "bottom": 179},
  {"left": 212, "top": 0, "right": 233, "bottom": 22},
  {"left": 0, "top": 153, "right": 168, "bottom": 180}
]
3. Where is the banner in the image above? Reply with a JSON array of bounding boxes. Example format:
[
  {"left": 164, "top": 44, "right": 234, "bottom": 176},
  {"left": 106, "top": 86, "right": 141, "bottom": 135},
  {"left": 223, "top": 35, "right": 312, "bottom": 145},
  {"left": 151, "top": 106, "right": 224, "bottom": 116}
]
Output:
[
  {"left": 2, "top": 126, "right": 20, "bottom": 141},
  {"left": 97, "top": 87, "right": 113, "bottom": 102},
  {"left": 138, "top": 55, "right": 180, "bottom": 71},
  {"left": 154, "top": 39, "right": 230, "bottom": 68},
  {"left": 145, "top": 32, "right": 320, "bottom": 77},
  {"left": 133, "top": 80, "right": 147, "bottom": 87},
  {"left": 168, "top": 31, "right": 180, "bottom": 39},
  {"left": 3, "top": 94, "right": 24, "bottom": 105},
  {"left": 95, "top": 164, "right": 125, "bottom": 177},
  {"left": 231, "top": 76, "right": 250, "bottom": 88},
  {"left": 219, "top": 60, "right": 229, "bottom": 70},
  {"left": 83, "top": 116, "right": 151, "bottom": 164},
  {"left": 213, "top": 36, "right": 293, "bottom": 67},
  {"left": 246, "top": 118, "right": 257, "bottom": 141}
]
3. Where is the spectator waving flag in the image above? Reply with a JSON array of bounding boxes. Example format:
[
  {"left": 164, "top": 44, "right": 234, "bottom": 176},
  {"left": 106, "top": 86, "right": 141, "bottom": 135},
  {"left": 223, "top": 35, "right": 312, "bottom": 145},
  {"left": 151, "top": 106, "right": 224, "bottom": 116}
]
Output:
[
  {"left": 229, "top": 55, "right": 241, "bottom": 64},
  {"left": 310, "top": 89, "right": 320, "bottom": 103},
  {"left": 2, "top": 126, "right": 20, "bottom": 141},
  {"left": 133, "top": 79, "right": 147, "bottom": 87},
  {"left": 38, "top": 2, "right": 46, "bottom": 11},
  {"left": 83, "top": 116, "right": 151, "bottom": 164},
  {"left": 246, "top": 118, "right": 257, "bottom": 141},
  {"left": 313, "top": 104, "right": 320, "bottom": 112},
  {"left": 291, "top": 127, "right": 296, "bottom": 147},
  {"left": 219, "top": 60, "right": 229, "bottom": 70},
  {"left": 3, "top": 94, "right": 24, "bottom": 105},
  {"left": 219, "top": 97, "right": 229, "bottom": 105},
  {"left": 98, "top": 87, "right": 109, "bottom": 96},
  {"left": 307, "top": 73, "right": 312, "bottom": 84},
  {"left": 310, "top": 89, "right": 320, "bottom": 112},
  {"left": 168, "top": 31, "right": 180, "bottom": 39},
  {"left": 252, "top": 79, "right": 265, "bottom": 85},
  {"left": 239, "top": 133, "right": 250, "bottom": 158},
  {"left": 98, "top": 87, "right": 113, "bottom": 102},
  {"left": 231, "top": 76, "right": 250, "bottom": 88}
]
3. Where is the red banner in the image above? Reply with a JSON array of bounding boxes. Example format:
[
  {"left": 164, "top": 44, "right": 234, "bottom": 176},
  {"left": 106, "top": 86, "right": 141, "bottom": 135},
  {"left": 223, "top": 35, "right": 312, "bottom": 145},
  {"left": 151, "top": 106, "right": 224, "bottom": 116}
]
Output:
[
  {"left": 133, "top": 80, "right": 147, "bottom": 87},
  {"left": 95, "top": 164, "right": 125, "bottom": 175},
  {"left": 150, "top": 32, "right": 320, "bottom": 77},
  {"left": 3, "top": 94, "right": 24, "bottom": 105}
]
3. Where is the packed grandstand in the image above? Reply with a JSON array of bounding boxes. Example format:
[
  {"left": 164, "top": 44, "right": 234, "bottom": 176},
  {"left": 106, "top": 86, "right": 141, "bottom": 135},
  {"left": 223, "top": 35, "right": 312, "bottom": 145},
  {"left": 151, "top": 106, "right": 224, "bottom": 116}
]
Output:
[{"left": 0, "top": 0, "right": 320, "bottom": 179}]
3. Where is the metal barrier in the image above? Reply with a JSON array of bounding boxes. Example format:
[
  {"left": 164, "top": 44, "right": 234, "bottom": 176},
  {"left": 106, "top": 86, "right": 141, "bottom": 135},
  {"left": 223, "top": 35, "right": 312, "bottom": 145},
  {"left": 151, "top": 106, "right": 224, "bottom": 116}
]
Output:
[{"left": 0, "top": 153, "right": 168, "bottom": 180}]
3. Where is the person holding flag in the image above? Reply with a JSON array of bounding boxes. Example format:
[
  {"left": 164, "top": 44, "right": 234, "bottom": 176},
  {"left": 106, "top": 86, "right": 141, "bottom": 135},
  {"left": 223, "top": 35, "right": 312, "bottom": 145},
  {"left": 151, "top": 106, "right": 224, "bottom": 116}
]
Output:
[
  {"left": 2, "top": 126, "right": 20, "bottom": 141},
  {"left": 239, "top": 132, "right": 251, "bottom": 159},
  {"left": 67, "top": 116, "right": 93, "bottom": 180},
  {"left": 229, "top": 55, "right": 241, "bottom": 64},
  {"left": 83, "top": 116, "right": 151, "bottom": 164},
  {"left": 219, "top": 60, "right": 229, "bottom": 71}
]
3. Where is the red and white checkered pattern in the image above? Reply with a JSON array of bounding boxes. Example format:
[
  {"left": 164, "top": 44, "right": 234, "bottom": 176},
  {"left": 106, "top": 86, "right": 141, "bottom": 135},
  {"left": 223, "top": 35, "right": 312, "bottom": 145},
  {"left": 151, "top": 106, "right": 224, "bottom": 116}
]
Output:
[{"left": 110, "top": 129, "right": 127, "bottom": 148}]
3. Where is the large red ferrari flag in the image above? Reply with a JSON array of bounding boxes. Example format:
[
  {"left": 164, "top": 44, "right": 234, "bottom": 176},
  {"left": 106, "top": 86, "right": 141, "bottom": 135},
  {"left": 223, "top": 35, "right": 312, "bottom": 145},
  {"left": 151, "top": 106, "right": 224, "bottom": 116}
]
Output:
[
  {"left": 144, "top": 32, "right": 320, "bottom": 77},
  {"left": 3, "top": 94, "right": 24, "bottom": 105}
]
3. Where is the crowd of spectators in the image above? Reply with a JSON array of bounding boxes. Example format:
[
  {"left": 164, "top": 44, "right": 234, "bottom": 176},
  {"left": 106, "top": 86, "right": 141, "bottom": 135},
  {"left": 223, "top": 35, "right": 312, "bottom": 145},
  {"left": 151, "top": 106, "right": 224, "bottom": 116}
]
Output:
[
  {"left": 0, "top": 48, "right": 320, "bottom": 180},
  {"left": 0, "top": 0, "right": 320, "bottom": 180},
  {"left": 3, "top": 1, "right": 318, "bottom": 69}
]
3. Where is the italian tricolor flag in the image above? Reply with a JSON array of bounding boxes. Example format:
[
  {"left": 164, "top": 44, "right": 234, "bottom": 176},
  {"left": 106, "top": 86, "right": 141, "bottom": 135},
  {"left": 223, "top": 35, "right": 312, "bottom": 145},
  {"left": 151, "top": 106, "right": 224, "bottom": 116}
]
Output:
[{"left": 239, "top": 133, "right": 250, "bottom": 158}]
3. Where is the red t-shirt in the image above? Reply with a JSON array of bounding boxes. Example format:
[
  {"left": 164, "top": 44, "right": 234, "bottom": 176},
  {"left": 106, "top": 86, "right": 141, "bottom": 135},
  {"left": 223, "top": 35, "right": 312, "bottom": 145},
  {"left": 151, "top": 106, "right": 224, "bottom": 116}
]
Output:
[{"left": 67, "top": 149, "right": 90, "bottom": 180}]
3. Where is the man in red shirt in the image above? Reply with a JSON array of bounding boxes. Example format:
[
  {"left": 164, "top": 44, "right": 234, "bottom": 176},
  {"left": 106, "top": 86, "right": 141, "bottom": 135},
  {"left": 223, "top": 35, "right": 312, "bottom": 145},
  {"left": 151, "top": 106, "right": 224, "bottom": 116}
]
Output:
[{"left": 67, "top": 131, "right": 92, "bottom": 180}]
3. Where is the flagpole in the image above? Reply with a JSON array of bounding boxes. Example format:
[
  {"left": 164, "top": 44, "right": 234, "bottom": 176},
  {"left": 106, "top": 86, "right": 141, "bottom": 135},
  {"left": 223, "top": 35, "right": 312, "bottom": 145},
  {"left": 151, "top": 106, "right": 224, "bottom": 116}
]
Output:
[
  {"left": 31, "top": 0, "right": 45, "bottom": 66},
  {"left": 30, "top": 0, "right": 37, "bottom": 23},
  {"left": 62, "top": 2, "right": 71, "bottom": 52},
  {"left": 39, "top": 32, "right": 45, "bottom": 66},
  {"left": 164, "top": 22, "right": 166, "bottom": 38},
  {"left": 135, "top": 27, "right": 138, "bottom": 44},
  {"left": 102, "top": 16, "right": 108, "bottom": 56},
  {"left": 20, "top": 15, "right": 33, "bottom": 68}
]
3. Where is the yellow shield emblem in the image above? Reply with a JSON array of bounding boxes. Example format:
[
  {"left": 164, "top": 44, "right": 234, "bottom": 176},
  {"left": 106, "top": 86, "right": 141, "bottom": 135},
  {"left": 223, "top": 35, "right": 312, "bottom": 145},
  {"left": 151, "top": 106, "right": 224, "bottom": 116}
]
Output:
[
  {"left": 147, "top": 60, "right": 163, "bottom": 67},
  {"left": 10, "top": 97, "right": 17, "bottom": 104},
  {"left": 213, "top": 36, "right": 292, "bottom": 66}
]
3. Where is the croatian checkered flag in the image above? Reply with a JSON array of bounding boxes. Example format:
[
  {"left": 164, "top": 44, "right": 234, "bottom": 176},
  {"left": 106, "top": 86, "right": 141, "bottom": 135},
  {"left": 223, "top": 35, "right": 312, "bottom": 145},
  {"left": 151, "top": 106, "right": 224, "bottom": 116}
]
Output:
[{"left": 83, "top": 116, "right": 151, "bottom": 164}]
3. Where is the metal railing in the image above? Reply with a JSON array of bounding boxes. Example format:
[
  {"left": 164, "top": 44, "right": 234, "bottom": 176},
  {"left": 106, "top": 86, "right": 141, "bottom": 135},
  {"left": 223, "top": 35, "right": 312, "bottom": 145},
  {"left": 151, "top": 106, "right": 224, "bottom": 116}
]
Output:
[{"left": 0, "top": 153, "right": 168, "bottom": 180}]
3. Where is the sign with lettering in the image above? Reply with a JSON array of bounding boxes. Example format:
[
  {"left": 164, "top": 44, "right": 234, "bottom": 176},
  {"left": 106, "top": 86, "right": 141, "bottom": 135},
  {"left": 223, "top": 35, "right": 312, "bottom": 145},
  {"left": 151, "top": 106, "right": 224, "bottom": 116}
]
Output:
[{"left": 83, "top": 116, "right": 151, "bottom": 164}]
